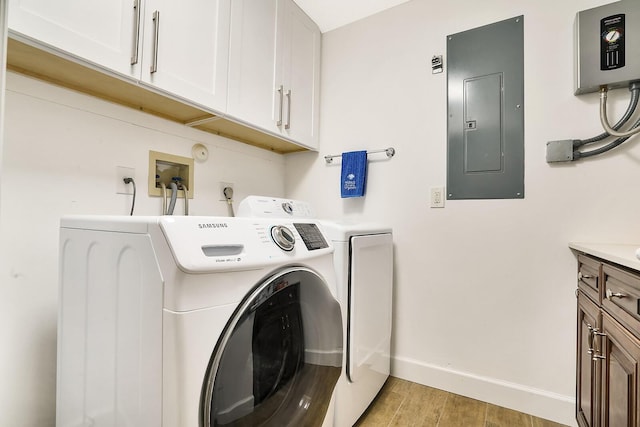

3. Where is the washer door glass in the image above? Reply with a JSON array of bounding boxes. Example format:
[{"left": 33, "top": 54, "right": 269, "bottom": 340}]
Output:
[{"left": 202, "top": 268, "right": 343, "bottom": 427}]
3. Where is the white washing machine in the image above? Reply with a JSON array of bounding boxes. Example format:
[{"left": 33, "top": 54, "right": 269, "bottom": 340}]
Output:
[
  {"left": 320, "top": 221, "right": 393, "bottom": 427},
  {"left": 237, "top": 197, "right": 394, "bottom": 427},
  {"left": 57, "top": 215, "right": 343, "bottom": 427}
]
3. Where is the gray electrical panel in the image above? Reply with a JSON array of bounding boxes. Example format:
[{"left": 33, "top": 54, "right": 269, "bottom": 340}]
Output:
[
  {"left": 447, "top": 16, "right": 524, "bottom": 200},
  {"left": 575, "top": 0, "right": 640, "bottom": 95}
]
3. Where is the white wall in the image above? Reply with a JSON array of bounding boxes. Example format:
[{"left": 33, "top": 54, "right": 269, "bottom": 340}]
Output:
[
  {"left": 0, "top": 72, "right": 286, "bottom": 426},
  {"left": 285, "top": 0, "right": 640, "bottom": 425},
  {"left": 3, "top": 1, "right": 639, "bottom": 424}
]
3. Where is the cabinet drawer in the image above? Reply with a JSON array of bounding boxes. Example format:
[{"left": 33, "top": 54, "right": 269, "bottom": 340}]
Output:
[
  {"left": 603, "top": 264, "right": 640, "bottom": 339},
  {"left": 578, "top": 254, "right": 601, "bottom": 304}
]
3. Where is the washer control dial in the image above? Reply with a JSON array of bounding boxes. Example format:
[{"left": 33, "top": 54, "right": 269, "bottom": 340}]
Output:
[
  {"left": 271, "top": 225, "right": 295, "bottom": 251},
  {"left": 281, "top": 202, "right": 293, "bottom": 215}
]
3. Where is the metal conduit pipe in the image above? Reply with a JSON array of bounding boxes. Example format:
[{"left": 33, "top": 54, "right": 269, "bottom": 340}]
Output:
[
  {"left": 574, "top": 82, "right": 640, "bottom": 147},
  {"left": 599, "top": 83, "right": 640, "bottom": 138}
]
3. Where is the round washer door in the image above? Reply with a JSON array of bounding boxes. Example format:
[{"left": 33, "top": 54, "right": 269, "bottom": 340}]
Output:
[{"left": 201, "top": 267, "right": 343, "bottom": 427}]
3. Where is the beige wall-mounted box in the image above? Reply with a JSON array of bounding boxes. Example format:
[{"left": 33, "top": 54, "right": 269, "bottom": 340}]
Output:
[{"left": 148, "top": 151, "right": 194, "bottom": 198}]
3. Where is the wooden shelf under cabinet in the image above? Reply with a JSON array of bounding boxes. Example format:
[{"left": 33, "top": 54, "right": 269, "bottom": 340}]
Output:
[{"left": 6, "top": 37, "right": 308, "bottom": 155}]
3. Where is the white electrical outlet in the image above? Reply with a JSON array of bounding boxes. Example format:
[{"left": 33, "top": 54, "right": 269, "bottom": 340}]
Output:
[
  {"left": 430, "top": 186, "right": 445, "bottom": 208},
  {"left": 116, "top": 166, "right": 135, "bottom": 195},
  {"left": 219, "top": 182, "right": 234, "bottom": 201}
]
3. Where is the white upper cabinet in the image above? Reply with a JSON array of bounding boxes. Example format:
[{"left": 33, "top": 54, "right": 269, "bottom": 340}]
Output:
[
  {"left": 8, "top": 0, "right": 319, "bottom": 149},
  {"left": 276, "top": 0, "right": 320, "bottom": 148},
  {"left": 228, "top": 0, "right": 320, "bottom": 149},
  {"left": 8, "top": 0, "right": 143, "bottom": 77},
  {"left": 8, "top": 0, "right": 230, "bottom": 113},
  {"left": 139, "top": 0, "right": 230, "bottom": 112}
]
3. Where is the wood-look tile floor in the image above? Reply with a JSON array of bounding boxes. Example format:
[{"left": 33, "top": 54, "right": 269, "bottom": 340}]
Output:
[{"left": 354, "top": 377, "right": 569, "bottom": 427}]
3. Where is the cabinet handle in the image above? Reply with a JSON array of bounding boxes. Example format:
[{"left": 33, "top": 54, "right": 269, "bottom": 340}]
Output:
[
  {"left": 276, "top": 85, "right": 284, "bottom": 126},
  {"left": 587, "top": 323, "right": 607, "bottom": 362},
  {"left": 150, "top": 10, "right": 160, "bottom": 73},
  {"left": 578, "top": 272, "right": 593, "bottom": 281},
  {"left": 131, "top": 0, "right": 142, "bottom": 65},
  {"left": 606, "top": 288, "right": 627, "bottom": 300},
  {"left": 591, "top": 329, "right": 607, "bottom": 362},
  {"left": 587, "top": 324, "right": 607, "bottom": 352},
  {"left": 285, "top": 89, "right": 292, "bottom": 130}
]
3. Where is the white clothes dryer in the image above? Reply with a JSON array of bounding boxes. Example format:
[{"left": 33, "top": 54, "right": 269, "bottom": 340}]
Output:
[
  {"left": 320, "top": 221, "right": 393, "bottom": 427},
  {"left": 236, "top": 196, "right": 394, "bottom": 427},
  {"left": 57, "top": 215, "right": 343, "bottom": 427}
]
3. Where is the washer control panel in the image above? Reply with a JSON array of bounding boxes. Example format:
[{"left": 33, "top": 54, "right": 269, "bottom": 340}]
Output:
[
  {"left": 269, "top": 223, "right": 330, "bottom": 252},
  {"left": 159, "top": 216, "right": 333, "bottom": 272},
  {"left": 271, "top": 225, "right": 296, "bottom": 251}
]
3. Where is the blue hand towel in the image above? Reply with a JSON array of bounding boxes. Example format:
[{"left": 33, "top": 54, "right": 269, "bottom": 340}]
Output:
[{"left": 341, "top": 150, "right": 368, "bottom": 198}]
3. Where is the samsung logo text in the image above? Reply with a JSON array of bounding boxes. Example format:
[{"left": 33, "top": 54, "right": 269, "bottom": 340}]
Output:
[{"left": 198, "top": 223, "right": 228, "bottom": 229}]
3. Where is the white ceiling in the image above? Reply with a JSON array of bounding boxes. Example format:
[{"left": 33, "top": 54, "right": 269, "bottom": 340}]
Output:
[{"left": 293, "top": 0, "right": 412, "bottom": 33}]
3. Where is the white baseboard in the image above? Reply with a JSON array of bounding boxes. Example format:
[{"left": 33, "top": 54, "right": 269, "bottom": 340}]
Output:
[{"left": 391, "top": 355, "right": 577, "bottom": 427}]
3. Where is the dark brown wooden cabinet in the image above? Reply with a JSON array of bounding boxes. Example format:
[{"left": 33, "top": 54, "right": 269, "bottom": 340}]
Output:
[{"left": 575, "top": 254, "right": 640, "bottom": 427}]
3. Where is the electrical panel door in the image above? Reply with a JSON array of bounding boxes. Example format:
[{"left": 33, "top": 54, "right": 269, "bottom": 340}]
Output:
[{"left": 447, "top": 16, "right": 524, "bottom": 200}]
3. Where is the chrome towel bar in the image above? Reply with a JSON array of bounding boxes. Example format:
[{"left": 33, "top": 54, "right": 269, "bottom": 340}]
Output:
[{"left": 324, "top": 147, "right": 395, "bottom": 164}]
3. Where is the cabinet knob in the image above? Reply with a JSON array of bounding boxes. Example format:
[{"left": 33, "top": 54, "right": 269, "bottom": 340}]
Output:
[{"left": 606, "top": 288, "right": 627, "bottom": 300}]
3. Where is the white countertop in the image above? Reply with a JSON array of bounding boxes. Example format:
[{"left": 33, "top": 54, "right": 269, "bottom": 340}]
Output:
[{"left": 569, "top": 242, "right": 640, "bottom": 271}]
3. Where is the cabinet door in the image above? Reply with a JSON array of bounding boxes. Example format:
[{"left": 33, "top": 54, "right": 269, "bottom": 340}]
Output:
[
  {"left": 8, "top": 0, "right": 142, "bottom": 78},
  {"left": 140, "top": 0, "right": 230, "bottom": 112},
  {"left": 277, "top": 0, "right": 321, "bottom": 149},
  {"left": 227, "top": 0, "right": 320, "bottom": 148},
  {"left": 227, "top": 0, "right": 279, "bottom": 133},
  {"left": 577, "top": 291, "right": 601, "bottom": 427},
  {"left": 600, "top": 312, "right": 640, "bottom": 427}
]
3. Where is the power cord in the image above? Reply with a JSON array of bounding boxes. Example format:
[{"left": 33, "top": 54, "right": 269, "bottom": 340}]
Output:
[
  {"left": 123, "top": 177, "right": 136, "bottom": 216},
  {"left": 224, "top": 186, "right": 235, "bottom": 217}
]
